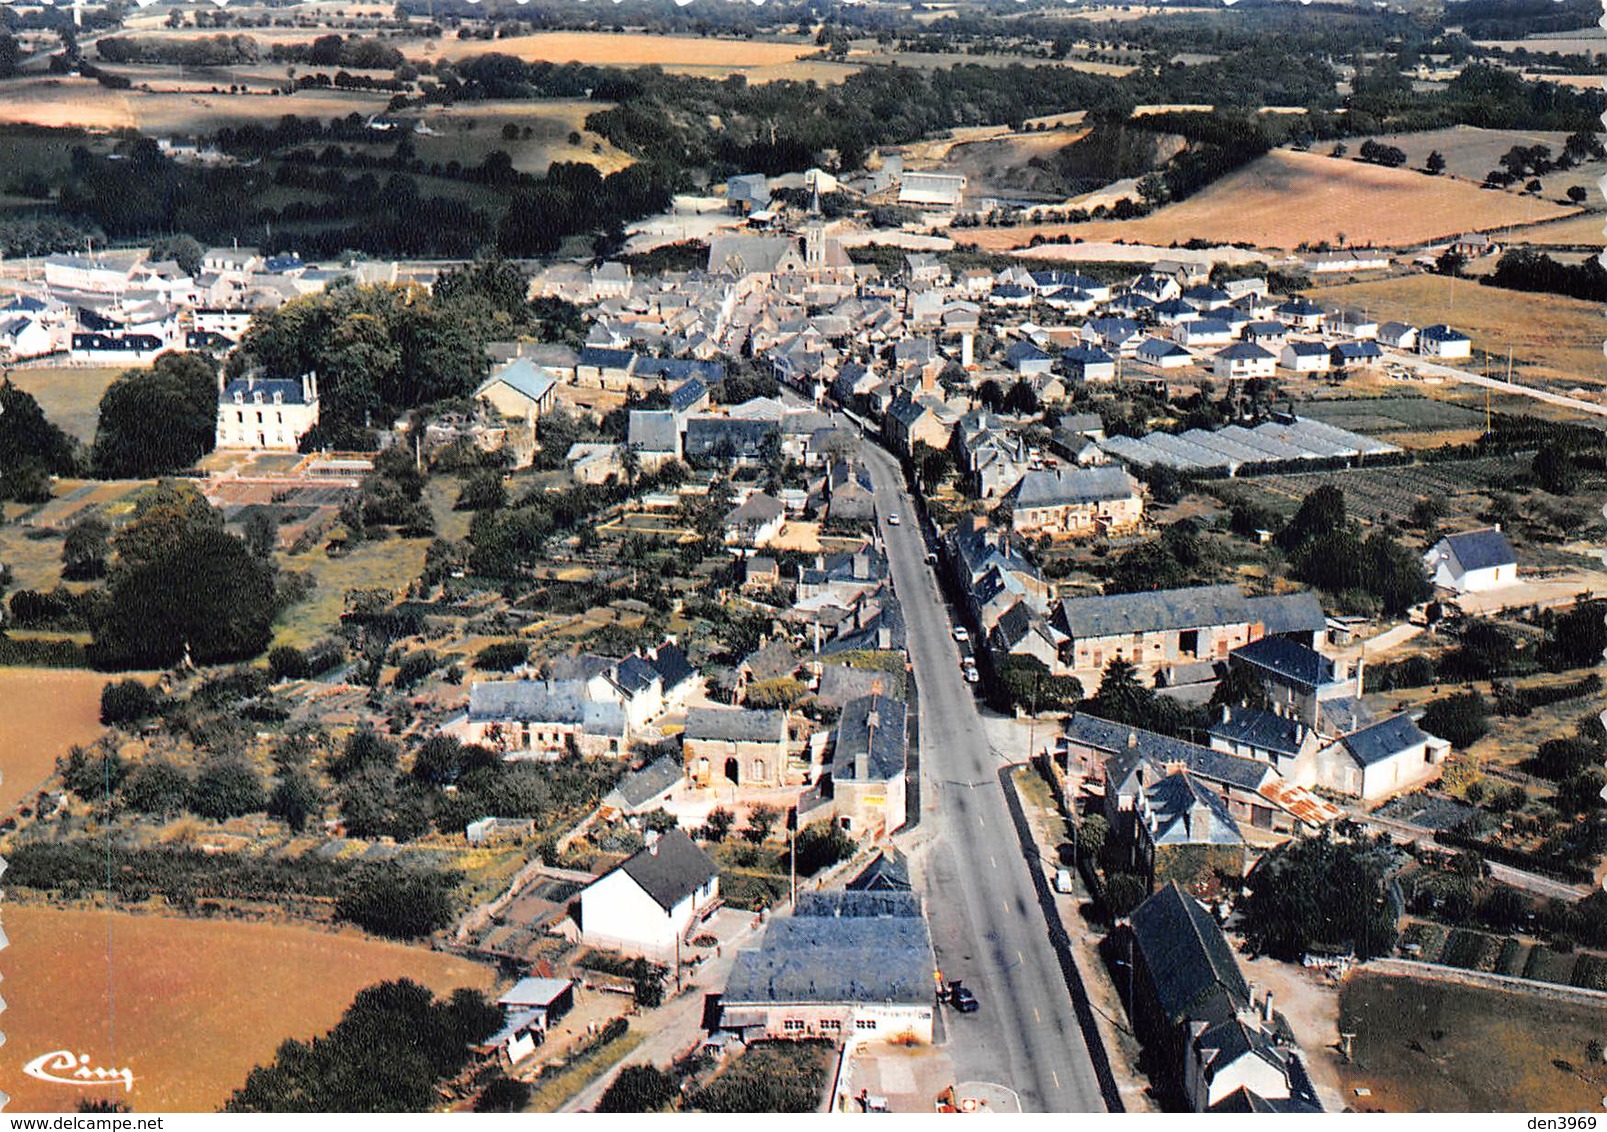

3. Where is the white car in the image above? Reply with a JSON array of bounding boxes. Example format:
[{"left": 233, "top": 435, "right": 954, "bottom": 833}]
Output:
[
  {"left": 953, "top": 626, "right": 969, "bottom": 643},
  {"left": 964, "top": 666, "right": 980, "bottom": 684},
  {"left": 887, "top": 513, "right": 901, "bottom": 526}
]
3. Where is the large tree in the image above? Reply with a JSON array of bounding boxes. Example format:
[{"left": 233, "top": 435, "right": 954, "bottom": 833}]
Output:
[
  {"left": 0, "top": 380, "right": 78, "bottom": 501},
  {"left": 1239, "top": 830, "right": 1399, "bottom": 960},
  {"left": 88, "top": 482, "right": 278, "bottom": 670},
  {"left": 93, "top": 351, "right": 218, "bottom": 477}
]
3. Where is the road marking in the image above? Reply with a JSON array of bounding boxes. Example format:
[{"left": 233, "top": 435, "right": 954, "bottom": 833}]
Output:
[
  {"left": 1003, "top": 898, "right": 1010, "bottom": 915},
  {"left": 978, "top": 815, "right": 986, "bottom": 829},
  {"left": 1034, "top": 1006, "right": 1041, "bottom": 1023},
  {"left": 1019, "top": 951, "right": 1024, "bottom": 965},
  {"left": 990, "top": 855, "right": 997, "bottom": 868},
  {"left": 1052, "top": 1071, "right": 1060, "bottom": 1090}
]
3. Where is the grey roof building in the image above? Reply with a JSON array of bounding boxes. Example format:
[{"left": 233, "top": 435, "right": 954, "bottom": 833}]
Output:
[
  {"left": 833, "top": 693, "right": 907, "bottom": 785},
  {"left": 684, "top": 706, "right": 788, "bottom": 744}
]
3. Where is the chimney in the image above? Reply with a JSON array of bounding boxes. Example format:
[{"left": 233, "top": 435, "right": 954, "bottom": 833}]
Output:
[
  {"left": 1354, "top": 656, "right": 1366, "bottom": 699},
  {"left": 921, "top": 362, "right": 936, "bottom": 393},
  {"left": 1263, "top": 991, "right": 1275, "bottom": 1025},
  {"left": 645, "top": 829, "right": 661, "bottom": 854},
  {"left": 1127, "top": 730, "right": 1138, "bottom": 749},
  {"left": 961, "top": 330, "right": 974, "bottom": 369},
  {"left": 1220, "top": 704, "right": 1230, "bottom": 724}
]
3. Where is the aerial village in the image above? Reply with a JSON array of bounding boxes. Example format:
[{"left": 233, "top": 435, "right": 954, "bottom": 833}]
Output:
[{"left": 2, "top": 124, "right": 1606, "bottom": 1118}]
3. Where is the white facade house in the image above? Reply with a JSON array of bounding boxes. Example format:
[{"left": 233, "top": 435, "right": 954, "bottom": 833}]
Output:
[
  {"left": 1280, "top": 341, "right": 1331, "bottom": 374},
  {"left": 1212, "top": 342, "right": 1277, "bottom": 380},
  {"left": 1418, "top": 324, "right": 1472, "bottom": 360},
  {"left": 216, "top": 373, "right": 320, "bottom": 451},
  {"left": 0, "top": 316, "right": 56, "bottom": 358},
  {"left": 578, "top": 829, "right": 720, "bottom": 960},
  {"left": 1423, "top": 527, "right": 1519, "bottom": 594}
]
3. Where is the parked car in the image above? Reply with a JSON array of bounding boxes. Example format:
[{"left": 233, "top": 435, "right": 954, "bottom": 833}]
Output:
[
  {"left": 886, "top": 512, "right": 901, "bottom": 525},
  {"left": 952, "top": 626, "right": 969, "bottom": 643},
  {"left": 949, "top": 983, "right": 979, "bottom": 1013},
  {"left": 1054, "top": 868, "right": 1074, "bottom": 894}
]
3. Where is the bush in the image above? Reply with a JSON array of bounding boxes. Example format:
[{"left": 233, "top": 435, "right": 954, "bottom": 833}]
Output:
[
  {"left": 598, "top": 1065, "right": 678, "bottom": 1113},
  {"left": 188, "top": 759, "right": 267, "bottom": 820},
  {"left": 100, "top": 679, "right": 159, "bottom": 725},
  {"left": 1419, "top": 691, "right": 1491, "bottom": 749},
  {"left": 475, "top": 640, "right": 529, "bottom": 671},
  {"left": 335, "top": 864, "right": 460, "bottom": 939},
  {"left": 474, "top": 1076, "right": 532, "bottom": 1113},
  {"left": 268, "top": 645, "right": 309, "bottom": 681}
]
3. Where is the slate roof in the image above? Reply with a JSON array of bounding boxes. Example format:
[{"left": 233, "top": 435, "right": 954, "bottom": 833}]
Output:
[
  {"left": 649, "top": 643, "right": 695, "bottom": 691},
  {"left": 1439, "top": 527, "right": 1516, "bottom": 572},
  {"left": 1276, "top": 298, "right": 1324, "bottom": 317},
  {"left": 1344, "top": 713, "right": 1433, "bottom": 767},
  {"left": 1182, "top": 318, "right": 1233, "bottom": 337},
  {"left": 1420, "top": 323, "right": 1469, "bottom": 342},
  {"left": 723, "top": 891, "right": 933, "bottom": 1006},
  {"left": 1282, "top": 341, "right": 1330, "bottom": 358},
  {"left": 1139, "top": 338, "right": 1192, "bottom": 360},
  {"left": 610, "top": 755, "right": 686, "bottom": 809},
  {"left": 1062, "top": 345, "right": 1115, "bottom": 369},
  {"left": 1007, "top": 340, "right": 1053, "bottom": 367},
  {"left": 498, "top": 977, "right": 572, "bottom": 1009},
  {"left": 847, "top": 849, "right": 912, "bottom": 891},
  {"left": 1129, "top": 882, "right": 1249, "bottom": 1025},
  {"left": 479, "top": 358, "right": 558, "bottom": 403},
  {"left": 1214, "top": 341, "right": 1274, "bottom": 361},
  {"left": 628, "top": 410, "right": 680, "bottom": 453},
  {"left": 1244, "top": 321, "right": 1287, "bottom": 338},
  {"left": 1011, "top": 465, "right": 1139, "bottom": 509},
  {"left": 1066, "top": 714, "right": 1273, "bottom": 793},
  {"left": 614, "top": 828, "right": 719, "bottom": 912},
  {"left": 611, "top": 655, "right": 661, "bottom": 695},
  {"left": 466, "top": 679, "right": 626, "bottom": 734},
  {"left": 1232, "top": 636, "right": 1337, "bottom": 693},
  {"left": 221, "top": 377, "right": 310, "bottom": 405},
  {"left": 669, "top": 377, "right": 709, "bottom": 414},
  {"left": 1144, "top": 771, "right": 1244, "bottom": 847},
  {"left": 1057, "top": 585, "right": 1323, "bottom": 641},
  {"left": 684, "top": 416, "right": 779, "bottom": 459},
  {"left": 684, "top": 706, "right": 787, "bottom": 744},
  {"left": 833, "top": 693, "right": 907, "bottom": 783},
  {"left": 578, "top": 346, "right": 637, "bottom": 370},
  {"left": 1208, "top": 707, "right": 1308, "bottom": 758},
  {"left": 1331, "top": 340, "right": 1383, "bottom": 360}
]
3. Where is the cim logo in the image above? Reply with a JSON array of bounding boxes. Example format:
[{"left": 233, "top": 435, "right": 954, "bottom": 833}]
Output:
[{"left": 22, "top": 1051, "right": 135, "bottom": 1093}]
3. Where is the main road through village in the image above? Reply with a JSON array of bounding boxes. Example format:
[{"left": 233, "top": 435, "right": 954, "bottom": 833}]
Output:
[{"left": 857, "top": 436, "right": 1113, "bottom": 1113}]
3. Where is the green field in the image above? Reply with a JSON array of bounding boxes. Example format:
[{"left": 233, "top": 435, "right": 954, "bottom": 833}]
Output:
[
  {"left": 7, "top": 366, "right": 125, "bottom": 444},
  {"left": 1299, "top": 396, "right": 1490, "bottom": 437}
]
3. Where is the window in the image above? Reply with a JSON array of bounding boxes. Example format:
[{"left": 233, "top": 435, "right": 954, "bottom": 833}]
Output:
[
  {"left": 855, "top": 1019, "right": 877, "bottom": 1031},
  {"left": 821, "top": 1019, "right": 841, "bottom": 1032},
  {"left": 751, "top": 759, "right": 766, "bottom": 781},
  {"left": 236, "top": 411, "right": 244, "bottom": 424},
  {"left": 782, "top": 1019, "right": 805, "bottom": 1033}
]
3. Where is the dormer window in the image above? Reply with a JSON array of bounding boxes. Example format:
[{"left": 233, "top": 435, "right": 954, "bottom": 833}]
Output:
[
  {"left": 233, "top": 392, "right": 243, "bottom": 404},
  {"left": 253, "top": 391, "right": 264, "bottom": 404},
  {"left": 273, "top": 391, "right": 283, "bottom": 405}
]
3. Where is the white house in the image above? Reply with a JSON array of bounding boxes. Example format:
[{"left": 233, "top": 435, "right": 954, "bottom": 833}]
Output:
[
  {"left": 1279, "top": 341, "right": 1330, "bottom": 374},
  {"left": 1330, "top": 310, "right": 1378, "bottom": 339},
  {"left": 1423, "top": 527, "right": 1518, "bottom": 594},
  {"left": 1138, "top": 338, "right": 1194, "bottom": 370},
  {"left": 578, "top": 828, "right": 720, "bottom": 960},
  {"left": 1377, "top": 321, "right": 1418, "bottom": 351},
  {"left": 216, "top": 372, "right": 320, "bottom": 451},
  {"left": 1418, "top": 324, "right": 1472, "bottom": 360},
  {"left": 1175, "top": 319, "right": 1234, "bottom": 349},
  {"left": 1212, "top": 342, "right": 1277, "bottom": 380},
  {"left": 0, "top": 316, "right": 55, "bottom": 359}
]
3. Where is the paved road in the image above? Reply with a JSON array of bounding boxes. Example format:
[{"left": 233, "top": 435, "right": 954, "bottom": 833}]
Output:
[
  {"left": 1353, "top": 811, "right": 1593, "bottom": 901},
  {"left": 1385, "top": 350, "right": 1607, "bottom": 419},
  {"left": 857, "top": 439, "right": 1111, "bottom": 1113}
]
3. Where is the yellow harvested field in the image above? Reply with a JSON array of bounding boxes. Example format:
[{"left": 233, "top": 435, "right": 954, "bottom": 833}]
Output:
[
  {"left": 0, "top": 904, "right": 496, "bottom": 1113},
  {"left": 1503, "top": 211, "right": 1607, "bottom": 247},
  {"left": 968, "top": 149, "right": 1579, "bottom": 251},
  {"left": 0, "top": 76, "right": 389, "bottom": 131},
  {"left": 0, "top": 668, "right": 117, "bottom": 815},
  {"left": 432, "top": 31, "right": 813, "bottom": 69},
  {"left": 1309, "top": 274, "right": 1606, "bottom": 393}
]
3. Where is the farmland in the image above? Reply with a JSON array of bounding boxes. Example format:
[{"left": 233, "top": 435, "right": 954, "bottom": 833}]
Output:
[
  {"left": 1358, "top": 124, "right": 1606, "bottom": 202},
  {"left": 0, "top": 668, "right": 112, "bottom": 816},
  {"left": 1338, "top": 969, "right": 1607, "bottom": 1112},
  {"left": 968, "top": 149, "right": 1578, "bottom": 251},
  {"left": 0, "top": 903, "right": 496, "bottom": 1113},
  {"left": 1298, "top": 395, "right": 1490, "bottom": 447},
  {"left": 1502, "top": 211, "right": 1607, "bottom": 248},
  {"left": 1245, "top": 455, "right": 1527, "bottom": 526},
  {"left": 0, "top": 75, "right": 394, "bottom": 133},
  {"left": 430, "top": 30, "right": 815, "bottom": 72},
  {"left": 1307, "top": 274, "right": 1607, "bottom": 394}
]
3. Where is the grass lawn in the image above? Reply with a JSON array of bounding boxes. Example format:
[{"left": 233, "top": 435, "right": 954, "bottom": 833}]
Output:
[
  {"left": 272, "top": 531, "right": 429, "bottom": 651},
  {"left": 7, "top": 366, "right": 126, "bottom": 443},
  {"left": 1339, "top": 969, "right": 1607, "bottom": 1112}
]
